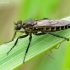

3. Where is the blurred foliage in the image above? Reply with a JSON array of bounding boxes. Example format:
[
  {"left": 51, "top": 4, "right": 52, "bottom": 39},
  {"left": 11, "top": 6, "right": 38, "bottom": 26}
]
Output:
[{"left": 0, "top": 0, "right": 70, "bottom": 70}]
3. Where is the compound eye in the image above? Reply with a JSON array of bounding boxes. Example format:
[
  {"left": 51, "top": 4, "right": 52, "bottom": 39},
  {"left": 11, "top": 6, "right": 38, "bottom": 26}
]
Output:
[
  {"left": 15, "top": 24, "right": 21, "bottom": 30},
  {"left": 17, "top": 20, "right": 22, "bottom": 24},
  {"left": 14, "top": 20, "right": 22, "bottom": 30}
]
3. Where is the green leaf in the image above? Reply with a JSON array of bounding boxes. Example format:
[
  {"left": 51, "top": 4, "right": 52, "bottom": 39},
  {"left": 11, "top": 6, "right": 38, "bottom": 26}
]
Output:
[{"left": 0, "top": 16, "right": 70, "bottom": 70}]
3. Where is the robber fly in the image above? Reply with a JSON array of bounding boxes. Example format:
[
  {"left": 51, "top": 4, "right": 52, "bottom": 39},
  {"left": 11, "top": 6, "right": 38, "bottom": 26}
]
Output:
[{"left": 6, "top": 18, "right": 70, "bottom": 63}]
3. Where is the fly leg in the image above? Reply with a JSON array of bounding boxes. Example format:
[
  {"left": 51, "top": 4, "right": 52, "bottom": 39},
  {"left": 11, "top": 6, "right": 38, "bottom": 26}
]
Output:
[
  {"left": 47, "top": 32, "right": 69, "bottom": 49},
  {"left": 7, "top": 34, "right": 28, "bottom": 55},
  {"left": 34, "top": 32, "right": 69, "bottom": 50},
  {"left": 45, "top": 51, "right": 55, "bottom": 60},
  {"left": 23, "top": 33, "right": 32, "bottom": 63},
  {"left": 54, "top": 43, "right": 61, "bottom": 49},
  {"left": 4, "top": 31, "right": 17, "bottom": 43},
  {"left": 47, "top": 32, "right": 69, "bottom": 41},
  {"left": 34, "top": 32, "right": 55, "bottom": 60},
  {"left": 5, "top": 30, "right": 25, "bottom": 43},
  {"left": 34, "top": 32, "right": 69, "bottom": 42}
]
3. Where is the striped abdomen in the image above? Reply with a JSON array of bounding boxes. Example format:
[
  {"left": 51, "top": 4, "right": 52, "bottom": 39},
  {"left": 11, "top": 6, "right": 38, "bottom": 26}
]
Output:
[
  {"left": 35, "top": 24, "right": 70, "bottom": 32},
  {"left": 34, "top": 20, "right": 70, "bottom": 32}
]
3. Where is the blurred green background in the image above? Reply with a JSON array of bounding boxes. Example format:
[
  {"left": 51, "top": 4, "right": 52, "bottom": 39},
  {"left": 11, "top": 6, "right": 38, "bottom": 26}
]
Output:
[{"left": 0, "top": 0, "right": 70, "bottom": 70}]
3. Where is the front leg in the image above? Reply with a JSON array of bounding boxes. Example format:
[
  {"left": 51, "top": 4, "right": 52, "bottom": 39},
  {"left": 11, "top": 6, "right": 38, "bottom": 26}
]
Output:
[
  {"left": 5, "top": 30, "right": 25, "bottom": 43},
  {"left": 7, "top": 34, "right": 28, "bottom": 55},
  {"left": 5, "top": 31, "right": 17, "bottom": 43}
]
